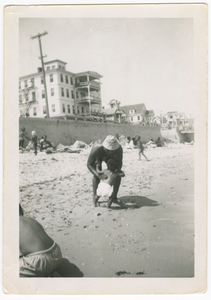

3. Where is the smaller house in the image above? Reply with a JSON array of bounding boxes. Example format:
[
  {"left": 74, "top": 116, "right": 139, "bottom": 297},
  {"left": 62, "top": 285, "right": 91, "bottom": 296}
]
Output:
[
  {"left": 164, "top": 111, "right": 188, "bottom": 129},
  {"left": 103, "top": 103, "right": 154, "bottom": 124}
]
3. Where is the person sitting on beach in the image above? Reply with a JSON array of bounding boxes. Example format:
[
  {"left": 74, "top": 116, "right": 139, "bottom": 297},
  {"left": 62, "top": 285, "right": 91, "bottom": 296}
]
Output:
[
  {"left": 145, "top": 139, "right": 154, "bottom": 147},
  {"left": 19, "top": 127, "right": 30, "bottom": 149},
  {"left": 31, "top": 131, "right": 38, "bottom": 155},
  {"left": 94, "top": 158, "right": 125, "bottom": 208},
  {"left": 163, "top": 139, "right": 168, "bottom": 147},
  {"left": 19, "top": 204, "right": 62, "bottom": 277},
  {"left": 40, "top": 135, "right": 52, "bottom": 152},
  {"left": 87, "top": 135, "right": 124, "bottom": 208},
  {"left": 128, "top": 137, "right": 136, "bottom": 149},
  {"left": 135, "top": 135, "right": 149, "bottom": 161},
  {"left": 156, "top": 137, "right": 163, "bottom": 147},
  {"left": 126, "top": 137, "right": 132, "bottom": 149}
]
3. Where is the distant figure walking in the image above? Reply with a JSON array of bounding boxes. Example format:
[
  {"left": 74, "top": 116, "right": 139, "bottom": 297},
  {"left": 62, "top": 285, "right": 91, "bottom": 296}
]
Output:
[
  {"left": 87, "top": 135, "right": 124, "bottom": 208},
  {"left": 19, "top": 204, "right": 62, "bottom": 277},
  {"left": 135, "top": 135, "right": 149, "bottom": 161},
  {"left": 31, "top": 131, "right": 38, "bottom": 155}
]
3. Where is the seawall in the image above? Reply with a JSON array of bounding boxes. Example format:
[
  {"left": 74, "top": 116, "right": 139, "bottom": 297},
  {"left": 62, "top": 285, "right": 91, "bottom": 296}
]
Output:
[
  {"left": 19, "top": 117, "right": 162, "bottom": 147},
  {"left": 161, "top": 128, "right": 194, "bottom": 143}
]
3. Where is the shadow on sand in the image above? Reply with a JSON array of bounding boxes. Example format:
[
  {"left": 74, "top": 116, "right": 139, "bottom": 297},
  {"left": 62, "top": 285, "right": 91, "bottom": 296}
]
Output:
[
  {"left": 117, "top": 195, "right": 160, "bottom": 209},
  {"left": 55, "top": 258, "right": 84, "bottom": 277}
]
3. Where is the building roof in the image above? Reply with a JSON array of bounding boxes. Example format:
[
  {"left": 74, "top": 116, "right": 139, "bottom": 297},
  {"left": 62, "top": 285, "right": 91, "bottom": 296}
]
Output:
[
  {"left": 103, "top": 107, "right": 117, "bottom": 115},
  {"left": 119, "top": 103, "right": 146, "bottom": 115},
  {"left": 44, "top": 59, "right": 67, "bottom": 65},
  {"left": 166, "top": 111, "right": 178, "bottom": 114},
  {"left": 145, "top": 110, "right": 154, "bottom": 116},
  {"left": 75, "top": 71, "right": 103, "bottom": 79}
]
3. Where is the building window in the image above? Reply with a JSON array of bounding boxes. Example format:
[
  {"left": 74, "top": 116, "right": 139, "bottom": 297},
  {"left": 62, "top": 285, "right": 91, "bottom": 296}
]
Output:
[
  {"left": 67, "top": 105, "right": 70, "bottom": 113},
  {"left": 19, "top": 82, "right": 21, "bottom": 89},
  {"left": 51, "top": 88, "right": 54, "bottom": 96},
  {"left": 47, "top": 66, "right": 50, "bottom": 71},
  {"left": 131, "top": 117, "right": 133, "bottom": 121},
  {"left": 77, "top": 107, "right": 80, "bottom": 114},
  {"left": 71, "top": 91, "right": 74, "bottom": 99},
  {"left": 66, "top": 75, "right": 68, "bottom": 84},
  {"left": 60, "top": 74, "right": 63, "bottom": 82},
  {"left": 62, "top": 66, "right": 65, "bottom": 70},
  {"left": 76, "top": 92, "right": 78, "bottom": 98},
  {"left": 81, "top": 107, "right": 84, "bottom": 114},
  {"left": 31, "top": 78, "right": 34, "bottom": 87},
  {"left": 24, "top": 80, "right": 28, "bottom": 88},
  {"left": 73, "top": 106, "right": 75, "bottom": 114},
  {"left": 43, "top": 106, "right": 46, "bottom": 114},
  {"left": 52, "top": 65, "right": 55, "bottom": 69},
  {"left": 25, "top": 96, "right": 29, "bottom": 102},
  {"left": 41, "top": 76, "right": 43, "bottom": 84},
  {"left": 66, "top": 89, "right": 69, "bottom": 98},
  {"left": 32, "top": 92, "right": 36, "bottom": 101},
  {"left": 50, "top": 74, "right": 53, "bottom": 82},
  {"left": 19, "top": 95, "right": 22, "bottom": 103},
  {"left": 33, "top": 107, "right": 37, "bottom": 116},
  {"left": 61, "top": 87, "right": 64, "bottom": 97},
  {"left": 59, "top": 65, "right": 61, "bottom": 69},
  {"left": 62, "top": 104, "right": 65, "bottom": 113},
  {"left": 70, "top": 77, "right": 73, "bottom": 85},
  {"left": 52, "top": 104, "right": 55, "bottom": 112},
  {"left": 42, "top": 90, "right": 45, "bottom": 98},
  {"left": 138, "top": 116, "right": 140, "bottom": 121},
  {"left": 86, "top": 108, "right": 89, "bottom": 114},
  {"left": 129, "top": 109, "right": 135, "bottom": 114},
  {"left": 76, "top": 79, "right": 80, "bottom": 84}
]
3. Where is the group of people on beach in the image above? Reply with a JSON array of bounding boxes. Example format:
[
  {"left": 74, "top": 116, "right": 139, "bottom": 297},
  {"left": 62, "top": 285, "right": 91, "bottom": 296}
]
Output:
[{"left": 19, "top": 127, "right": 53, "bottom": 155}]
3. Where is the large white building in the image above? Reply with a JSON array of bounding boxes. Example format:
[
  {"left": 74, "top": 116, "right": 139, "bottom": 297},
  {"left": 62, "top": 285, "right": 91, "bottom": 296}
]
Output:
[{"left": 19, "top": 59, "right": 103, "bottom": 118}]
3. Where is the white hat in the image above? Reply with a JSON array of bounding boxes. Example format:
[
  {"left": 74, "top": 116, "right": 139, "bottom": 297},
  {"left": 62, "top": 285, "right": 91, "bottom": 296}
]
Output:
[{"left": 102, "top": 135, "right": 120, "bottom": 150}]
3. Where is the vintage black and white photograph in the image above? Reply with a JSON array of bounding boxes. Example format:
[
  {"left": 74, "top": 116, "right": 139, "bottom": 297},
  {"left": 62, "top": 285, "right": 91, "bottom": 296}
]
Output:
[{"left": 4, "top": 4, "right": 207, "bottom": 295}]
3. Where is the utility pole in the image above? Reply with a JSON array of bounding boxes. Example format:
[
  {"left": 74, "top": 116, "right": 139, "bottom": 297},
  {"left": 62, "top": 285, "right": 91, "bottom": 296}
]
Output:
[{"left": 31, "top": 31, "right": 50, "bottom": 118}]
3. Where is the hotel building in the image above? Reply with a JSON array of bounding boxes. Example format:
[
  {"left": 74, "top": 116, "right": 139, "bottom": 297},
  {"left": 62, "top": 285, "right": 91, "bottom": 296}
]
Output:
[{"left": 19, "top": 59, "right": 103, "bottom": 118}]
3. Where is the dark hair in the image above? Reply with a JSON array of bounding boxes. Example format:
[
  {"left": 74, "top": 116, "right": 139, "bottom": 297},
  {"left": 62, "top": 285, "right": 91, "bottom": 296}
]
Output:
[
  {"left": 19, "top": 204, "right": 24, "bottom": 216},
  {"left": 106, "top": 158, "right": 118, "bottom": 171}
]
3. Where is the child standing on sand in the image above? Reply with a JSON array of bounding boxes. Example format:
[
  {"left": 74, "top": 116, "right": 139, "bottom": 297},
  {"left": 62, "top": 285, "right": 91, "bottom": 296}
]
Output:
[
  {"left": 19, "top": 204, "right": 62, "bottom": 277},
  {"left": 31, "top": 131, "right": 38, "bottom": 155},
  {"left": 135, "top": 135, "right": 149, "bottom": 161},
  {"left": 94, "top": 158, "right": 125, "bottom": 208}
]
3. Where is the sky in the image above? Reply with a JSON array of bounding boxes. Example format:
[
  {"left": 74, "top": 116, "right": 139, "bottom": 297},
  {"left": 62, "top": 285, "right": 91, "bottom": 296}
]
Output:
[{"left": 19, "top": 18, "right": 194, "bottom": 117}]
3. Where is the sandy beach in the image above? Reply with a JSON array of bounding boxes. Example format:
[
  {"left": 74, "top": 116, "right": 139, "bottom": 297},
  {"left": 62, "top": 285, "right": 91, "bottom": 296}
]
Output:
[{"left": 19, "top": 143, "right": 194, "bottom": 278}]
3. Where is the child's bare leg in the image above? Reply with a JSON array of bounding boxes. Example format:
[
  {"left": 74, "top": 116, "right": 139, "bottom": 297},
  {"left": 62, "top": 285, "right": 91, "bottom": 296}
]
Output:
[
  {"left": 143, "top": 153, "right": 148, "bottom": 160},
  {"left": 107, "top": 197, "right": 113, "bottom": 208},
  {"left": 138, "top": 150, "right": 141, "bottom": 160},
  {"left": 142, "top": 152, "right": 149, "bottom": 160},
  {"left": 92, "top": 176, "right": 100, "bottom": 207},
  {"left": 107, "top": 177, "right": 125, "bottom": 208},
  {"left": 93, "top": 195, "right": 100, "bottom": 207}
]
